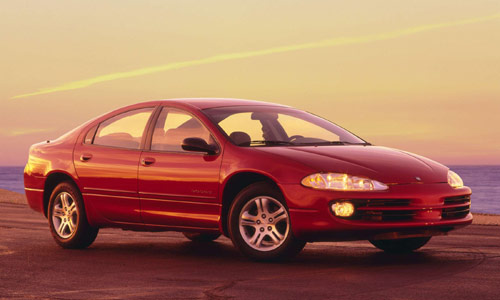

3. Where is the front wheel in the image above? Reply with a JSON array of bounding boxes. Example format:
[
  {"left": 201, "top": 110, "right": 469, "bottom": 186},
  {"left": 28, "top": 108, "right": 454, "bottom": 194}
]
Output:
[
  {"left": 48, "top": 182, "right": 98, "bottom": 249},
  {"left": 228, "top": 182, "right": 305, "bottom": 261},
  {"left": 369, "top": 237, "right": 431, "bottom": 253}
]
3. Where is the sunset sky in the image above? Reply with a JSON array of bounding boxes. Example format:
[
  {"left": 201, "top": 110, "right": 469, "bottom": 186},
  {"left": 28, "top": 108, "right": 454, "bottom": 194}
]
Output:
[{"left": 1, "top": 0, "right": 499, "bottom": 166}]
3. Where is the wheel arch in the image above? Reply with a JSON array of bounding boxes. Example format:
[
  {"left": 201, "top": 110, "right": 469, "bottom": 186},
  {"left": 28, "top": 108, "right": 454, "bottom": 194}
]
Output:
[
  {"left": 220, "top": 171, "right": 283, "bottom": 236},
  {"left": 43, "top": 171, "right": 79, "bottom": 217}
]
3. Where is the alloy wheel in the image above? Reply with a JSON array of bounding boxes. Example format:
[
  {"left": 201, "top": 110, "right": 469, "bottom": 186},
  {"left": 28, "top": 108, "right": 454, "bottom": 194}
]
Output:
[
  {"left": 238, "top": 196, "right": 290, "bottom": 251},
  {"left": 51, "top": 192, "right": 79, "bottom": 239}
]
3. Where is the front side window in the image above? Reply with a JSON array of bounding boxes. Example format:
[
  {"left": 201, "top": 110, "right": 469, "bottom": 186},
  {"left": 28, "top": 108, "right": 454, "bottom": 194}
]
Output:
[
  {"left": 218, "top": 112, "right": 263, "bottom": 142},
  {"left": 93, "top": 107, "right": 154, "bottom": 149},
  {"left": 203, "top": 106, "right": 367, "bottom": 147},
  {"left": 151, "top": 107, "right": 216, "bottom": 152}
]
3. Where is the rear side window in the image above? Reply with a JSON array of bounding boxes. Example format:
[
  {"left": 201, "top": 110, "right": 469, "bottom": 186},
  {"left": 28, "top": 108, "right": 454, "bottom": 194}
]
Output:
[
  {"left": 84, "top": 126, "right": 98, "bottom": 144},
  {"left": 93, "top": 107, "right": 154, "bottom": 149}
]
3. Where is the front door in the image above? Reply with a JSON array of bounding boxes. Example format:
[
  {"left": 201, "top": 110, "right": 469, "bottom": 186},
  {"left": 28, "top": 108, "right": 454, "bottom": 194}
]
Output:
[
  {"left": 138, "top": 107, "right": 222, "bottom": 229},
  {"left": 74, "top": 107, "right": 155, "bottom": 224}
]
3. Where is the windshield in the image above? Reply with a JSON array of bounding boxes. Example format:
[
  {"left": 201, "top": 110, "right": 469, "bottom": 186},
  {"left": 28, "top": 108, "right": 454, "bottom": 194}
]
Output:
[{"left": 203, "top": 106, "right": 368, "bottom": 147}]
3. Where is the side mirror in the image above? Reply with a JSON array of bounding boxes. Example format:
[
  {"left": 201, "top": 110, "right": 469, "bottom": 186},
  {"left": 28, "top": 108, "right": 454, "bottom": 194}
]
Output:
[{"left": 182, "top": 137, "right": 217, "bottom": 155}]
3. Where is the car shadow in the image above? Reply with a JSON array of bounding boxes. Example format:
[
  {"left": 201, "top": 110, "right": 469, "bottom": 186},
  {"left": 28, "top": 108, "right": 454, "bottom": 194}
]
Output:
[{"left": 68, "top": 234, "right": 483, "bottom": 271}]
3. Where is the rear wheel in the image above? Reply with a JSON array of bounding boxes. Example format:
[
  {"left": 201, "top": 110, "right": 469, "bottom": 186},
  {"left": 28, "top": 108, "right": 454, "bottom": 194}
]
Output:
[
  {"left": 48, "top": 182, "right": 98, "bottom": 249},
  {"left": 228, "top": 182, "right": 305, "bottom": 261},
  {"left": 369, "top": 237, "right": 431, "bottom": 253},
  {"left": 183, "top": 232, "right": 221, "bottom": 242}
]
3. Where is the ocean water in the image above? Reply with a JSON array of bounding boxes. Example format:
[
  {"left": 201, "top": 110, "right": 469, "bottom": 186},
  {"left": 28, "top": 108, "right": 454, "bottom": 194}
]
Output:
[
  {"left": 1, "top": 165, "right": 499, "bottom": 214},
  {"left": 0, "top": 166, "right": 25, "bottom": 194},
  {"left": 449, "top": 166, "right": 500, "bottom": 214}
]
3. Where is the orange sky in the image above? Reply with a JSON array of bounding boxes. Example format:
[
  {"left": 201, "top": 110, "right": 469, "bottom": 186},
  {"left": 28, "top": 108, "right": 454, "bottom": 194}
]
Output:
[{"left": 1, "top": 0, "right": 499, "bottom": 166}]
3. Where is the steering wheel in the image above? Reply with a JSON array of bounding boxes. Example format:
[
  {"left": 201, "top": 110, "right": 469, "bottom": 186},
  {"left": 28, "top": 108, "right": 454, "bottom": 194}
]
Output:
[{"left": 288, "top": 135, "right": 304, "bottom": 143}]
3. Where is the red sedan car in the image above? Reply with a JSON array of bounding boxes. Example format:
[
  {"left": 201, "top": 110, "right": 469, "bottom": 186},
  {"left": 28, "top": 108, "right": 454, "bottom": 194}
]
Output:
[{"left": 24, "top": 98, "right": 472, "bottom": 260}]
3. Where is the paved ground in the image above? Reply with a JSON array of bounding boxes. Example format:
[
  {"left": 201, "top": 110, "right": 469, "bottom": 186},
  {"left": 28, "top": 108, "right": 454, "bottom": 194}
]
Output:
[{"left": 1, "top": 202, "right": 499, "bottom": 300}]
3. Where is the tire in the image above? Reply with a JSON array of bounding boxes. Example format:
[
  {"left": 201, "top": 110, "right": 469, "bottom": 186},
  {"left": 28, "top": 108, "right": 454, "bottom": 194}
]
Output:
[
  {"left": 369, "top": 237, "right": 431, "bottom": 253},
  {"left": 48, "top": 182, "right": 99, "bottom": 249},
  {"left": 183, "top": 232, "right": 221, "bottom": 242},
  {"left": 228, "top": 182, "right": 306, "bottom": 261}
]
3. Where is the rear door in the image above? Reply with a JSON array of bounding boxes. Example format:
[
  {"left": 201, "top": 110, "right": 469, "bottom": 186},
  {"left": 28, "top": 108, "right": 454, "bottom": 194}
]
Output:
[
  {"left": 74, "top": 107, "right": 155, "bottom": 224},
  {"left": 138, "top": 107, "right": 222, "bottom": 229}
]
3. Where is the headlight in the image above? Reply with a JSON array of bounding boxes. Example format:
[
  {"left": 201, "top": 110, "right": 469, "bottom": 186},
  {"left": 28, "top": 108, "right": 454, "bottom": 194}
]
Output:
[
  {"left": 448, "top": 170, "right": 464, "bottom": 188},
  {"left": 301, "top": 173, "right": 388, "bottom": 191}
]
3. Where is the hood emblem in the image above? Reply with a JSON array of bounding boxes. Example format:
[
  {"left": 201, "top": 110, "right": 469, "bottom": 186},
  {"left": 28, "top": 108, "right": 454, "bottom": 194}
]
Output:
[{"left": 415, "top": 176, "right": 421, "bottom": 181}]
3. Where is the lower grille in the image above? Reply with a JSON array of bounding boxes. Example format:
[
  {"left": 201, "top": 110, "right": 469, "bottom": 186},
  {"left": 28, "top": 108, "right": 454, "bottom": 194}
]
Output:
[
  {"left": 357, "top": 210, "right": 416, "bottom": 221},
  {"left": 444, "top": 195, "right": 471, "bottom": 205},
  {"left": 336, "top": 195, "right": 471, "bottom": 222},
  {"left": 346, "top": 199, "right": 414, "bottom": 221},
  {"left": 353, "top": 199, "right": 411, "bottom": 207},
  {"left": 442, "top": 205, "right": 470, "bottom": 219}
]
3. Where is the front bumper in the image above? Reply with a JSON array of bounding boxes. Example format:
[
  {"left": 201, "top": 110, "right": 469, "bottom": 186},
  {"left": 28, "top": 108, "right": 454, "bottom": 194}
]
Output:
[{"left": 280, "top": 182, "right": 473, "bottom": 242}]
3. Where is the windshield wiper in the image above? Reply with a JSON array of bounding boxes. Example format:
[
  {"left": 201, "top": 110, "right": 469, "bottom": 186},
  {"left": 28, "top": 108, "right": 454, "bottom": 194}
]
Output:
[
  {"left": 249, "top": 140, "right": 294, "bottom": 145},
  {"left": 292, "top": 141, "right": 346, "bottom": 145},
  {"left": 293, "top": 141, "right": 372, "bottom": 146},
  {"left": 346, "top": 142, "right": 372, "bottom": 146},
  {"left": 249, "top": 140, "right": 371, "bottom": 146}
]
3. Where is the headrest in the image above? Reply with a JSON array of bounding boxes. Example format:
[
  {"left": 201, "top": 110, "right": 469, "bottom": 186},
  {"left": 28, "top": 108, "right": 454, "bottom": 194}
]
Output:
[{"left": 229, "top": 131, "right": 251, "bottom": 146}]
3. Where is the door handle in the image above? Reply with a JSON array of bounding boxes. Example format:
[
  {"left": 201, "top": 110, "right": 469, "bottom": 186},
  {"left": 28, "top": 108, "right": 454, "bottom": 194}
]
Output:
[
  {"left": 141, "top": 157, "right": 156, "bottom": 166},
  {"left": 80, "top": 153, "right": 93, "bottom": 162}
]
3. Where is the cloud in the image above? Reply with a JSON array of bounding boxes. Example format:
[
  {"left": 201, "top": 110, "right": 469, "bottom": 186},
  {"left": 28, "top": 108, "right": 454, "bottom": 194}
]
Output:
[
  {"left": 12, "top": 12, "right": 500, "bottom": 99},
  {"left": 0, "top": 128, "right": 54, "bottom": 136}
]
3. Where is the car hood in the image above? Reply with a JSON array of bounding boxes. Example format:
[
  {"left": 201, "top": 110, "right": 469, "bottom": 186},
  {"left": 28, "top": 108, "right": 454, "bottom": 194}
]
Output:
[{"left": 255, "top": 145, "right": 449, "bottom": 184}]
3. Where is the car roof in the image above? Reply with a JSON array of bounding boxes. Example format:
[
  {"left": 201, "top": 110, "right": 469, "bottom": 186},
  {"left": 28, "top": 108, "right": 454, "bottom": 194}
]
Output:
[{"left": 139, "top": 98, "right": 290, "bottom": 110}]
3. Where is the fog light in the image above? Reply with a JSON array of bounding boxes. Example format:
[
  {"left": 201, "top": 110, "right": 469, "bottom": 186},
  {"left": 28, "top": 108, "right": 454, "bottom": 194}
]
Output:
[{"left": 332, "top": 201, "right": 355, "bottom": 217}]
